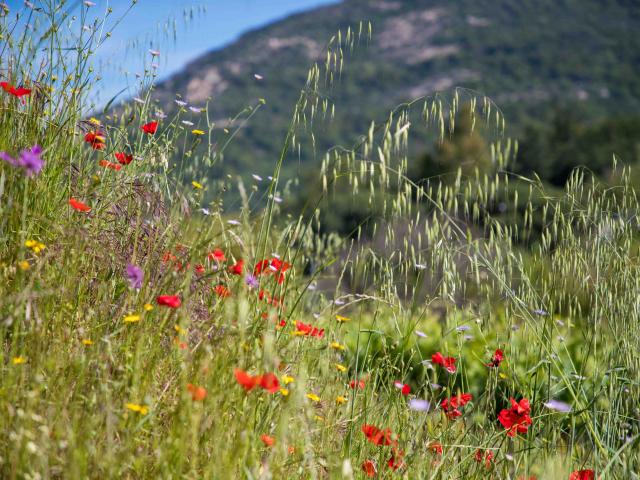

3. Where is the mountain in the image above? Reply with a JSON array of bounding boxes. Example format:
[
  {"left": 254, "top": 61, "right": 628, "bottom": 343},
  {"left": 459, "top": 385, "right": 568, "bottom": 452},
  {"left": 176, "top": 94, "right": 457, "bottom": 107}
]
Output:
[{"left": 150, "top": 0, "right": 640, "bottom": 179}]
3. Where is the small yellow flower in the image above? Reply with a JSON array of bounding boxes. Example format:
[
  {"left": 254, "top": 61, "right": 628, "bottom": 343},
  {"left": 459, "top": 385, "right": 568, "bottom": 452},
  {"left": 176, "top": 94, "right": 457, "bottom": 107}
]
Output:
[
  {"left": 144, "top": 303, "right": 154, "bottom": 312},
  {"left": 123, "top": 314, "right": 141, "bottom": 323},
  {"left": 17, "top": 260, "right": 30, "bottom": 271},
  {"left": 330, "top": 342, "right": 346, "bottom": 351},
  {"left": 499, "top": 372, "right": 508, "bottom": 379},
  {"left": 335, "top": 315, "right": 350, "bottom": 323},
  {"left": 125, "top": 403, "right": 148, "bottom": 415},
  {"left": 291, "top": 330, "right": 306, "bottom": 337},
  {"left": 89, "top": 117, "right": 101, "bottom": 126},
  {"left": 282, "top": 375, "right": 295, "bottom": 385},
  {"left": 82, "top": 339, "right": 93, "bottom": 345},
  {"left": 335, "top": 363, "right": 347, "bottom": 373},
  {"left": 306, "top": 393, "right": 320, "bottom": 402},
  {"left": 92, "top": 175, "right": 100, "bottom": 183},
  {"left": 174, "top": 325, "right": 187, "bottom": 335},
  {"left": 25, "top": 239, "right": 45, "bottom": 254},
  {"left": 192, "top": 181, "right": 203, "bottom": 189},
  {"left": 279, "top": 388, "right": 289, "bottom": 397},
  {"left": 336, "top": 395, "right": 348, "bottom": 405},
  {"left": 12, "top": 356, "right": 26, "bottom": 365},
  {"left": 191, "top": 129, "right": 205, "bottom": 136}
]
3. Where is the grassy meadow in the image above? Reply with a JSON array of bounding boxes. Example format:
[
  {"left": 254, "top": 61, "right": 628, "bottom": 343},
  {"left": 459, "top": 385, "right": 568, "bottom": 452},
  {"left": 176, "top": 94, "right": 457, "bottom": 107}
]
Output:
[{"left": 0, "top": 2, "right": 638, "bottom": 479}]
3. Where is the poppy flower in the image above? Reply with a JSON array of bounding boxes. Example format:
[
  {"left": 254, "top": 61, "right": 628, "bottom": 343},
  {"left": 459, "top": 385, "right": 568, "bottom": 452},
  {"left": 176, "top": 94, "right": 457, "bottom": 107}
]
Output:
[
  {"left": 474, "top": 449, "right": 494, "bottom": 469},
  {"left": 294, "top": 321, "right": 324, "bottom": 338},
  {"left": 569, "top": 470, "right": 594, "bottom": 480},
  {"left": 432, "top": 352, "right": 457, "bottom": 374},
  {"left": 428, "top": 442, "right": 443, "bottom": 455},
  {"left": 260, "top": 434, "right": 275, "bottom": 447},
  {"left": 1, "top": 81, "right": 31, "bottom": 98},
  {"left": 99, "top": 159, "right": 121, "bottom": 171},
  {"left": 253, "top": 257, "right": 291, "bottom": 284},
  {"left": 156, "top": 295, "right": 181, "bottom": 308},
  {"left": 186, "top": 383, "right": 207, "bottom": 401},
  {"left": 69, "top": 198, "right": 91, "bottom": 212},
  {"left": 350, "top": 379, "right": 366, "bottom": 390},
  {"left": 229, "top": 259, "right": 244, "bottom": 275},
  {"left": 259, "top": 373, "right": 280, "bottom": 393},
  {"left": 361, "top": 460, "right": 377, "bottom": 478},
  {"left": 393, "top": 381, "right": 411, "bottom": 396},
  {"left": 214, "top": 284, "right": 231, "bottom": 298},
  {"left": 234, "top": 368, "right": 260, "bottom": 391},
  {"left": 498, "top": 398, "right": 533, "bottom": 437},
  {"left": 194, "top": 264, "right": 205, "bottom": 274},
  {"left": 115, "top": 152, "right": 133, "bottom": 165},
  {"left": 84, "top": 131, "right": 106, "bottom": 150},
  {"left": 141, "top": 121, "right": 158, "bottom": 134},
  {"left": 387, "top": 449, "right": 405, "bottom": 471},
  {"left": 441, "top": 392, "right": 472, "bottom": 419},
  {"left": 361, "top": 424, "right": 394, "bottom": 446},
  {"left": 208, "top": 248, "right": 226, "bottom": 262},
  {"left": 487, "top": 349, "right": 504, "bottom": 368}
]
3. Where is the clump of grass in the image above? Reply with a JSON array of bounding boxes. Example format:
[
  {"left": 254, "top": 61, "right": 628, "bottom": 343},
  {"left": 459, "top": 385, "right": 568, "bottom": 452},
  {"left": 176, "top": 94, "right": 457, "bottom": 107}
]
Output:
[{"left": 0, "top": 2, "right": 638, "bottom": 479}]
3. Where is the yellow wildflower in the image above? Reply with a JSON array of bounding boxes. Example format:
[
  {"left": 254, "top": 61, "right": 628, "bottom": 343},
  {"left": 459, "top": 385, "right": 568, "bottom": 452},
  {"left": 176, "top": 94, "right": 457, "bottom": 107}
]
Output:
[
  {"left": 335, "top": 363, "right": 347, "bottom": 373},
  {"left": 125, "top": 403, "right": 148, "bottom": 415},
  {"left": 144, "top": 303, "right": 154, "bottom": 312},
  {"left": 191, "top": 129, "right": 205, "bottom": 135},
  {"left": 335, "top": 315, "right": 350, "bottom": 323},
  {"left": 82, "top": 339, "right": 93, "bottom": 346},
  {"left": 279, "top": 388, "right": 289, "bottom": 397},
  {"left": 17, "top": 260, "right": 30, "bottom": 271},
  {"left": 25, "top": 239, "right": 45, "bottom": 254},
  {"left": 282, "top": 375, "right": 295, "bottom": 385},
  {"left": 336, "top": 395, "right": 348, "bottom": 405},
  {"left": 330, "top": 341, "right": 346, "bottom": 351},
  {"left": 123, "top": 314, "right": 141, "bottom": 323},
  {"left": 12, "top": 356, "right": 26, "bottom": 365},
  {"left": 89, "top": 117, "right": 101, "bottom": 126},
  {"left": 192, "top": 181, "right": 203, "bottom": 189},
  {"left": 174, "top": 325, "right": 187, "bottom": 335},
  {"left": 306, "top": 393, "right": 320, "bottom": 402}
]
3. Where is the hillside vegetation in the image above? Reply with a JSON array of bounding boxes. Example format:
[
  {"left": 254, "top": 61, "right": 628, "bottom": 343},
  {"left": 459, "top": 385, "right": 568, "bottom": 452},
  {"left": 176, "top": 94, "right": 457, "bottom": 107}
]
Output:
[{"left": 1, "top": 1, "right": 639, "bottom": 479}]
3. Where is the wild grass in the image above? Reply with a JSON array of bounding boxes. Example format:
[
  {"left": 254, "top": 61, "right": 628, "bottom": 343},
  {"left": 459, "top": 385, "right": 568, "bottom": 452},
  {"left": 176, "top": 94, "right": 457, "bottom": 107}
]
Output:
[{"left": 0, "top": 2, "right": 638, "bottom": 479}]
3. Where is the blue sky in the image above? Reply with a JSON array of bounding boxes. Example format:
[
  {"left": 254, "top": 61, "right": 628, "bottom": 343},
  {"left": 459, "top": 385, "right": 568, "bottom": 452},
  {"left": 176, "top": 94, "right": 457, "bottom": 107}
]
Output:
[{"left": 6, "top": 0, "right": 339, "bottom": 105}]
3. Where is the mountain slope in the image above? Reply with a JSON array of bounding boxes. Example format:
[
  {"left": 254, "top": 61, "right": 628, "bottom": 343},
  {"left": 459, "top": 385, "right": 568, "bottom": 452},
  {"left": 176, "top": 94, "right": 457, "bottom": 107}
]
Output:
[{"left": 151, "top": 0, "right": 640, "bottom": 178}]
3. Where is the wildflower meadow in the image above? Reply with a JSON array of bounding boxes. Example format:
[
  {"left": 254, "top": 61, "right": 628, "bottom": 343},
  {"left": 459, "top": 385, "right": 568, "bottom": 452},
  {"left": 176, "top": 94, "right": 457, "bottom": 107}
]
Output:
[{"left": 0, "top": 2, "right": 638, "bottom": 479}]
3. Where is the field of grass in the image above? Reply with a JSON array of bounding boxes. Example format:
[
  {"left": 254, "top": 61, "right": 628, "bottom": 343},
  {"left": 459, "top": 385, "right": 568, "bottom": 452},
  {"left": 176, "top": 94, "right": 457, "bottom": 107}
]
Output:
[{"left": 0, "top": 2, "right": 638, "bottom": 479}]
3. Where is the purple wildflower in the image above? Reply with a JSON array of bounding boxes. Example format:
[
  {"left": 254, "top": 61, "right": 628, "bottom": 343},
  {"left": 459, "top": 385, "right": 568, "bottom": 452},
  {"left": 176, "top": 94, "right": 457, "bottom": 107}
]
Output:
[
  {"left": 408, "top": 399, "right": 431, "bottom": 412},
  {"left": 245, "top": 274, "right": 259, "bottom": 290},
  {"left": 0, "top": 144, "right": 44, "bottom": 176},
  {"left": 544, "top": 399, "right": 572, "bottom": 413},
  {"left": 126, "top": 263, "right": 144, "bottom": 289}
]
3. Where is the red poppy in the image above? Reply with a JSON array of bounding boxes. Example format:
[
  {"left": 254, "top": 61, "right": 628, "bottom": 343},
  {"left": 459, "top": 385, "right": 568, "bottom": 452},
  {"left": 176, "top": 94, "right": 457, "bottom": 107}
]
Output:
[
  {"left": 295, "top": 321, "right": 324, "bottom": 338},
  {"left": 498, "top": 398, "right": 533, "bottom": 437},
  {"left": 428, "top": 442, "right": 443, "bottom": 455},
  {"left": 194, "top": 264, "right": 205, "bottom": 274},
  {"left": 186, "top": 383, "right": 207, "bottom": 401},
  {"left": 350, "top": 379, "right": 366, "bottom": 390},
  {"left": 254, "top": 257, "right": 291, "bottom": 284},
  {"left": 258, "top": 372, "right": 280, "bottom": 393},
  {"left": 441, "top": 392, "right": 472, "bottom": 419},
  {"left": 229, "top": 259, "right": 244, "bottom": 275},
  {"left": 361, "top": 460, "right": 377, "bottom": 478},
  {"left": 474, "top": 449, "right": 494, "bottom": 469},
  {"left": 361, "top": 424, "right": 394, "bottom": 446},
  {"left": 84, "top": 131, "right": 106, "bottom": 150},
  {"left": 214, "top": 284, "right": 231, "bottom": 298},
  {"left": 432, "top": 352, "right": 457, "bottom": 374},
  {"left": 115, "top": 152, "right": 133, "bottom": 165},
  {"left": 260, "top": 434, "right": 275, "bottom": 447},
  {"left": 162, "top": 251, "right": 177, "bottom": 263},
  {"left": 99, "top": 159, "right": 122, "bottom": 171},
  {"left": 208, "top": 248, "right": 226, "bottom": 262},
  {"left": 234, "top": 369, "right": 259, "bottom": 391},
  {"left": 141, "top": 121, "right": 158, "bottom": 134},
  {"left": 156, "top": 295, "right": 181, "bottom": 308},
  {"left": 393, "top": 381, "right": 411, "bottom": 396},
  {"left": 69, "top": 198, "right": 91, "bottom": 213},
  {"left": 487, "top": 348, "right": 504, "bottom": 368},
  {"left": 569, "top": 470, "right": 595, "bottom": 480},
  {"left": 387, "top": 449, "right": 405, "bottom": 471},
  {"left": 0, "top": 81, "right": 31, "bottom": 98}
]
